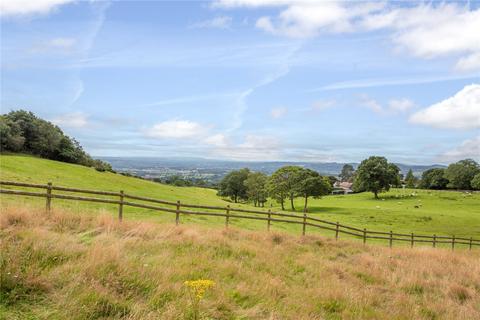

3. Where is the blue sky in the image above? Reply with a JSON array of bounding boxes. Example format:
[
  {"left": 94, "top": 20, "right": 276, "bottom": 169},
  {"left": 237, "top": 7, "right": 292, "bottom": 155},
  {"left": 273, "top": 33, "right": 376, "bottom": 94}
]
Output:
[{"left": 1, "top": 0, "right": 479, "bottom": 164}]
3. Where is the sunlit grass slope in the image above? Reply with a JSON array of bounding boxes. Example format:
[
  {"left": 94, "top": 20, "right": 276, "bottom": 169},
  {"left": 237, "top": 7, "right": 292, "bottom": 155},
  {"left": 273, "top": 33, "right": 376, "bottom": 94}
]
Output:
[
  {"left": 1, "top": 206, "right": 479, "bottom": 320},
  {"left": 284, "top": 188, "right": 480, "bottom": 238},
  {"left": 1, "top": 154, "right": 479, "bottom": 239}
]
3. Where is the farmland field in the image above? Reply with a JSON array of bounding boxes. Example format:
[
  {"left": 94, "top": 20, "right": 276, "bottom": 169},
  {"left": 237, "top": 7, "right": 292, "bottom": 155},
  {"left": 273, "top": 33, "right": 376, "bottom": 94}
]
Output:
[{"left": 1, "top": 154, "right": 479, "bottom": 241}]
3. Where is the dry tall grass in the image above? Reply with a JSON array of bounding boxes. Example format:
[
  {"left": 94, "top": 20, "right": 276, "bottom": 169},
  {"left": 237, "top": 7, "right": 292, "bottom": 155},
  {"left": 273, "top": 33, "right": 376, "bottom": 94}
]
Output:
[{"left": 1, "top": 205, "right": 479, "bottom": 320}]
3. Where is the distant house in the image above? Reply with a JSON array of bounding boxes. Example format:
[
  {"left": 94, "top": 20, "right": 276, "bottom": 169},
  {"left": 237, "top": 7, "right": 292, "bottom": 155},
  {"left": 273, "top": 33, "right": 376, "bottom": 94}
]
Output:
[{"left": 332, "top": 181, "right": 353, "bottom": 194}]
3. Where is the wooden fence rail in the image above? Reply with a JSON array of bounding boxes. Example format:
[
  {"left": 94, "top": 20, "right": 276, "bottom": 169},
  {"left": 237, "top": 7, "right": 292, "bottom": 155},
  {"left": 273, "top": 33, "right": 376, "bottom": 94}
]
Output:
[{"left": 1, "top": 180, "right": 479, "bottom": 250}]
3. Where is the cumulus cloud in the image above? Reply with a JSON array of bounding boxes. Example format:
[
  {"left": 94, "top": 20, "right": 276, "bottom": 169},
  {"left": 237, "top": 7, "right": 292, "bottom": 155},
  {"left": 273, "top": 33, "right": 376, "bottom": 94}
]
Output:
[
  {"left": 439, "top": 136, "right": 480, "bottom": 162},
  {"left": 51, "top": 112, "right": 88, "bottom": 128},
  {"left": 145, "top": 120, "right": 207, "bottom": 139},
  {"left": 388, "top": 99, "right": 415, "bottom": 113},
  {"left": 270, "top": 106, "right": 287, "bottom": 119},
  {"left": 360, "top": 95, "right": 415, "bottom": 115},
  {"left": 0, "top": 0, "right": 75, "bottom": 17},
  {"left": 409, "top": 84, "right": 480, "bottom": 130},
  {"left": 455, "top": 53, "right": 480, "bottom": 72},
  {"left": 191, "top": 16, "right": 232, "bottom": 29},
  {"left": 359, "top": 95, "right": 383, "bottom": 114},
  {"left": 214, "top": 1, "right": 480, "bottom": 71}
]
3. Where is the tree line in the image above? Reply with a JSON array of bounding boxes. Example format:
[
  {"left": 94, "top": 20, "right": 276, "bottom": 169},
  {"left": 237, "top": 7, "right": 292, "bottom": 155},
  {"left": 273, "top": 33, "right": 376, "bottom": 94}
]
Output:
[
  {"left": 218, "top": 166, "right": 332, "bottom": 212},
  {"left": 218, "top": 156, "right": 480, "bottom": 211},
  {"left": 0, "top": 110, "right": 112, "bottom": 172},
  {"left": 407, "top": 159, "right": 480, "bottom": 191}
]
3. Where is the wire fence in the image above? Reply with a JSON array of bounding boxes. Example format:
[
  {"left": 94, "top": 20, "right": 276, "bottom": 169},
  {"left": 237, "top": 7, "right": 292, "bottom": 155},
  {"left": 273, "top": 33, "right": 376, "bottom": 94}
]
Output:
[{"left": 1, "top": 180, "right": 479, "bottom": 250}]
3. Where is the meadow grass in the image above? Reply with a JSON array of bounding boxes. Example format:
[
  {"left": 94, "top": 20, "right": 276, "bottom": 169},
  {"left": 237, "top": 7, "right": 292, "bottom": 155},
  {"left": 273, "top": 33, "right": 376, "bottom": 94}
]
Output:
[
  {"left": 1, "top": 205, "right": 479, "bottom": 320},
  {"left": 1, "top": 154, "right": 479, "bottom": 242}
]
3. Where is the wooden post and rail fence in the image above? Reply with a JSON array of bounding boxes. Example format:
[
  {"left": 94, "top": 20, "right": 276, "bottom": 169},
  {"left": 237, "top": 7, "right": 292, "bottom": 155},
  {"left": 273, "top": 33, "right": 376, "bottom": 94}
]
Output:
[{"left": 0, "top": 180, "right": 479, "bottom": 250}]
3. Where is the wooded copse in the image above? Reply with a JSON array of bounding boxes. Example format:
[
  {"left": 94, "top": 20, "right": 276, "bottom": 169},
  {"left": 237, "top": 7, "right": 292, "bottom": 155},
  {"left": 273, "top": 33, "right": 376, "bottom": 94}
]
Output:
[
  {"left": 218, "top": 166, "right": 332, "bottom": 212},
  {"left": 0, "top": 110, "right": 112, "bottom": 172},
  {"left": 218, "top": 157, "right": 480, "bottom": 210}
]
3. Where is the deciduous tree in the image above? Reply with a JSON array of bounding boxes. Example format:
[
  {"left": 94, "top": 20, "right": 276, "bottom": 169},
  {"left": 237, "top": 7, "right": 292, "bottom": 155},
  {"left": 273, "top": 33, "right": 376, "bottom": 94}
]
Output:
[
  {"left": 218, "top": 168, "right": 250, "bottom": 203},
  {"left": 354, "top": 156, "right": 400, "bottom": 199},
  {"left": 445, "top": 159, "right": 480, "bottom": 190},
  {"left": 296, "top": 169, "right": 332, "bottom": 212}
]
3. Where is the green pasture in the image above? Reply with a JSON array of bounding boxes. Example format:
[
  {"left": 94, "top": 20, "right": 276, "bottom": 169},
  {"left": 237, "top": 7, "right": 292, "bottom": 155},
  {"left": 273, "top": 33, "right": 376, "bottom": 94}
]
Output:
[{"left": 1, "top": 154, "right": 479, "bottom": 244}]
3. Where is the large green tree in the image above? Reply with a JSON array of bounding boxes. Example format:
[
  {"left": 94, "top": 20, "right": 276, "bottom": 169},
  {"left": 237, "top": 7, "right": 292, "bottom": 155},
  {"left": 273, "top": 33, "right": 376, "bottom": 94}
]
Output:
[
  {"left": 354, "top": 156, "right": 400, "bottom": 199},
  {"left": 244, "top": 172, "right": 268, "bottom": 207},
  {"left": 0, "top": 110, "right": 112, "bottom": 171},
  {"left": 471, "top": 173, "right": 480, "bottom": 190},
  {"left": 296, "top": 169, "right": 332, "bottom": 212},
  {"left": 217, "top": 168, "right": 250, "bottom": 203},
  {"left": 420, "top": 168, "right": 449, "bottom": 190},
  {"left": 445, "top": 159, "right": 480, "bottom": 190},
  {"left": 269, "top": 166, "right": 303, "bottom": 210},
  {"left": 339, "top": 164, "right": 354, "bottom": 182}
]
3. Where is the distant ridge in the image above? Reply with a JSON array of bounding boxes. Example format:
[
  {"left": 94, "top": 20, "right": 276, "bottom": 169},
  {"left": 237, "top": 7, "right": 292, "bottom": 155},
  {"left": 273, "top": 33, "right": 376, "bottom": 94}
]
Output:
[{"left": 100, "top": 156, "right": 446, "bottom": 178}]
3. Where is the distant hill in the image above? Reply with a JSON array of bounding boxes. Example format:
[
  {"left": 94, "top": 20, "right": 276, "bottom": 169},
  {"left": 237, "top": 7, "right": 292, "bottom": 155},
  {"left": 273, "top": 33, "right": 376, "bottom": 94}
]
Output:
[{"left": 100, "top": 156, "right": 445, "bottom": 181}]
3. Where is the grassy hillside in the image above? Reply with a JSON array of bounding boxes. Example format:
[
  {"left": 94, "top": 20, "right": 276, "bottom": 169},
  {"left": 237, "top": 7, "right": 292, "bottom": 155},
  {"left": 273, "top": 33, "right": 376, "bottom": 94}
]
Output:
[
  {"left": 1, "top": 206, "right": 479, "bottom": 320},
  {"left": 1, "top": 154, "right": 479, "bottom": 240}
]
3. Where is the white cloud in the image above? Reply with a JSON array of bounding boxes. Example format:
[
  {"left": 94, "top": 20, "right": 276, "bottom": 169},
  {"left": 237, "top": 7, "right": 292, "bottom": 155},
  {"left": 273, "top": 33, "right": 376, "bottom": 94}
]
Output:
[
  {"left": 0, "top": 0, "right": 75, "bottom": 17},
  {"left": 311, "top": 99, "right": 335, "bottom": 112},
  {"left": 270, "top": 106, "right": 287, "bottom": 119},
  {"left": 145, "top": 120, "right": 206, "bottom": 139},
  {"left": 360, "top": 95, "right": 383, "bottom": 114},
  {"left": 191, "top": 16, "right": 232, "bottom": 29},
  {"left": 51, "top": 112, "right": 88, "bottom": 128},
  {"left": 360, "top": 96, "right": 415, "bottom": 115},
  {"left": 439, "top": 136, "right": 480, "bottom": 162},
  {"left": 204, "top": 133, "right": 229, "bottom": 147},
  {"left": 315, "top": 74, "right": 479, "bottom": 91},
  {"left": 455, "top": 53, "right": 480, "bottom": 72},
  {"left": 409, "top": 84, "right": 480, "bottom": 130},
  {"left": 30, "top": 37, "right": 77, "bottom": 53},
  {"left": 388, "top": 99, "right": 415, "bottom": 113},
  {"left": 215, "top": 1, "right": 480, "bottom": 71}
]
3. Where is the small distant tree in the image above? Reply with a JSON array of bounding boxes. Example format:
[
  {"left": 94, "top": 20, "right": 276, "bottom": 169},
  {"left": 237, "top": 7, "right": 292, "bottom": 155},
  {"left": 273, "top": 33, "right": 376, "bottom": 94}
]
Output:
[
  {"left": 267, "top": 171, "right": 289, "bottom": 210},
  {"left": 217, "top": 168, "right": 250, "bottom": 203},
  {"left": 296, "top": 169, "right": 332, "bottom": 212},
  {"left": 471, "top": 173, "right": 480, "bottom": 190},
  {"left": 244, "top": 172, "right": 268, "bottom": 207},
  {"left": 445, "top": 159, "right": 480, "bottom": 190},
  {"left": 327, "top": 176, "right": 337, "bottom": 187},
  {"left": 339, "top": 164, "right": 354, "bottom": 182},
  {"left": 405, "top": 169, "right": 416, "bottom": 188},
  {"left": 354, "top": 156, "right": 400, "bottom": 199},
  {"left": 420, "top": 168, "right": 448, "bottom": 190}
]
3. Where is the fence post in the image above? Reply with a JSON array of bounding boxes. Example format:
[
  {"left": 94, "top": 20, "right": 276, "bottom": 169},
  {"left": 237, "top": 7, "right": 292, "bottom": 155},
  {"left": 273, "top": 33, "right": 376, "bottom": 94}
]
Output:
[
  {"left": 45, "top": 182, "right": 52, "bottom": 213},
  {"left": 363, "top": 228, "right": 367, "bottom": 245},
  {"left": 302, "top": 212, "right": 307, "bottom": 236},
  {"left": 225, "top": 205, "right": 230, "bottom": 229},
  {"left": 118, "top": 190, "right": 124, "bottom": 221},
  {"left": 433, "top": 234, "right": 436, "bottom": 248},
  {"left": 469, "top": 237, "right": 473, "bottom": 250},
  {"left": 335, "top": 222, "right": 339, "bottom": 240},
  {"left": 411, "top": 233, "right": 414, "bottom": 248},
  {"left": 452, "top": 235, "right": 455, "bottom": 251},
  {"left": 389, "top": 231, "right": 393, "bottom": 248},
  {"left": 175, "top": 200, "right": 180, "bottom": 226},
  {"left": 267, "top": 209, "right": 271, "bottom": 231}
]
